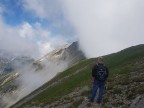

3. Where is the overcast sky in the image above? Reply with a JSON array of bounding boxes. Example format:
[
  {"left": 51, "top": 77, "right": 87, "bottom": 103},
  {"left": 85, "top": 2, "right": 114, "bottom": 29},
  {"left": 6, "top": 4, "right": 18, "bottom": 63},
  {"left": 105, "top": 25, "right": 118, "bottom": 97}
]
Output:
[{"left": 0, "top": 0, "right": 144, "bottom": 58}]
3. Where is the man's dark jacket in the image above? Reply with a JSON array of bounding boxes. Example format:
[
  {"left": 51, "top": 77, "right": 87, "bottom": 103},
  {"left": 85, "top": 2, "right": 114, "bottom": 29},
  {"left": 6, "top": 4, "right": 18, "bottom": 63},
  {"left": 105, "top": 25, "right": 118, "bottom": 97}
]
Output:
[{"left": 92, "top": 63, "right": 109, "bottom": 81}]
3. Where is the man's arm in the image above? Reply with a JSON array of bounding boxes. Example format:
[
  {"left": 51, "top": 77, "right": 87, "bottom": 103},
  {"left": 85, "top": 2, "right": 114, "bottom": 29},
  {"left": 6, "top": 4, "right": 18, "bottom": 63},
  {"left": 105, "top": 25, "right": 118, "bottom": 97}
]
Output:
[
  {"left": 92, "top": 65, "right": 97, "bottom": 77},
  {"left": 92, "top": 65, "right": 97, "bottom": 84},
  {"left": 106, "top": 67, "right": 109, "bottom": 79}
]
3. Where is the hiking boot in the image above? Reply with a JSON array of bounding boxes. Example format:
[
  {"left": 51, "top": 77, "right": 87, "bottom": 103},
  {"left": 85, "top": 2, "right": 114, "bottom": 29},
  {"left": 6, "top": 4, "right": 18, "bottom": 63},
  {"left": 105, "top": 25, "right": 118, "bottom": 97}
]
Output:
[
  {"left": 96, "top": 100, "right": 101, "bottom": 104},
  {"left": 88, "top": 95, "right": 92, "bottom": 99},
  {"left": 89, "top": 98, "right": 94, "bottom": 102}
]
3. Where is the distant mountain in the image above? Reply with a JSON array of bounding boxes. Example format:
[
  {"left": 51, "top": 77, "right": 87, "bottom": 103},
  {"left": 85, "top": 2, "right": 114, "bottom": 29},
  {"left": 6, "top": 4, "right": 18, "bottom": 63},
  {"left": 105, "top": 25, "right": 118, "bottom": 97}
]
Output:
[
  {"left": 12, "top": 56, "right": 34, "bottom": 69},
  {"left": 0, "top": 49, "right": 34, "bottom": 75},
  {"left": 0, "top": 50, "right": 15, "bottom": 75},
  {"left": 34, "top": 41, "right": 85, "bottom": 70},
  {"left": 11, "top": 44, "right": 144, "bottom": 108}
]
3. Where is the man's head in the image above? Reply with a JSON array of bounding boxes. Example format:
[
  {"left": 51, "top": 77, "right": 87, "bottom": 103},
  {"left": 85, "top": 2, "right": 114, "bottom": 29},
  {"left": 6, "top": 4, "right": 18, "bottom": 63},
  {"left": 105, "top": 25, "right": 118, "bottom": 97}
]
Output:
[{"left": 97, "top": 56, "right": 104, "bottom": 64}]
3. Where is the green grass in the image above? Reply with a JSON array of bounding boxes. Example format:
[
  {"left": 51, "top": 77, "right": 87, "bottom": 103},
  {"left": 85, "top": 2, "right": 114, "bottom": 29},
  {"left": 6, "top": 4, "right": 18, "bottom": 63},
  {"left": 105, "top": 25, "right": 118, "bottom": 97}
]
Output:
[
  {"left": 14, "top": 44, "right": 144, "bottom": 108},
  {"left": 112, "top": 87, "right": 122, "bottom": 94},
  {"left": 125, "top": 84, "right": 144, "bottom": 100},
  {"left": 23, "top": 67, "right": 91, "bottom": 106},
  {"left": 69, "top": 98, "right": 83, "bottom": 108},
  {"left": 132, "top": 76, "right": 144, "bottom": 82},
  {"left": 33, "top": 58, "right": 95, "bottom": 91}
]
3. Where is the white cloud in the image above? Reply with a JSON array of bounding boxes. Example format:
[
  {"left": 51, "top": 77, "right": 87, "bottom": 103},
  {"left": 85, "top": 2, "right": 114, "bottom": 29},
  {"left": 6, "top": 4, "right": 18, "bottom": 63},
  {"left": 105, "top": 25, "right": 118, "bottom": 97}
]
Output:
[
  {"left": 61, "top": 0, "right": 144, "bottom": 57},
  {"left": 19, "top": 22, "right": 51, "bottom": 42},
  {"left": 23, "top": 0, "right": 62, "bottom": 20},
  {"left": 22, "top": 0, "right": 76, "bottom": 38},
  {"left": 19, "top": 22, "right": 69, "bottom": 57},
  {"left": 0, "top": 10, "right": 69, "bottom": 58},
  {"left": 0, "top": 1, "right": 73, "bottom": 60},
  {"left": 38, "top": 42, "right": 54, "bottom": 56},
  {"left": 21, "top": 0, "right": 144, "bottom": 58},
  {"left": 0, "top": 16, "right": 39, "bottom": 58},
  {"left": 19, "top": 22, "right": 34, "bottom": 39},
  {"left": 6, "top": 0, "right": 144, "bottom": 58},
  {"left": 38, "top": 35, "right": 69, "bottom": 57},
  {"left": 0, "top": 6, "right": 40, "bottom": 58}
]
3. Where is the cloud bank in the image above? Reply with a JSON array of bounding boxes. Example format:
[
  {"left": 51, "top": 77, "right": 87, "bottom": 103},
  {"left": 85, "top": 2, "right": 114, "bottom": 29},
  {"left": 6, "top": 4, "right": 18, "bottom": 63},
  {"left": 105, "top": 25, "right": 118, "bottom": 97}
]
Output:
[
  {"left": 1, "top": 0, "right": 144, "bottom": 58},
  {"left": 0, "top": 19, "right": 38, "bottom": 57},
  {"left": 61, "top": 0, "right": 144, "bottom": 57},
  {"left": 23, "top": 0, "right": 76, "bottom": 39},
  {"left": 2, "top": 60, "right": 68, "bottom": 108},
  {"left": 0, "top": 5, "right": 69, "bottom": 58}
]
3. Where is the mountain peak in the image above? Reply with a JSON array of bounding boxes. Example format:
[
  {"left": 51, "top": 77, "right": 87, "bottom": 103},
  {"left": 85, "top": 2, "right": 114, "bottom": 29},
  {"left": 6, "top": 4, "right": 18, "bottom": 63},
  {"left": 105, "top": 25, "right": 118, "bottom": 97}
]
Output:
[{"left": 38, "top": 41, "right": 85, "bottom": 65}]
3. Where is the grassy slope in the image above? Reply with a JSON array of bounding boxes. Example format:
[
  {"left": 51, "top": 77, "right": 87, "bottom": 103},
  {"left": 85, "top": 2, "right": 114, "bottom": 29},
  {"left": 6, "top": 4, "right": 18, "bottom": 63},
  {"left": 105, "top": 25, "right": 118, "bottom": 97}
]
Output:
[{"left": 14, "top": 44, "right": 144, "bottom": 107}]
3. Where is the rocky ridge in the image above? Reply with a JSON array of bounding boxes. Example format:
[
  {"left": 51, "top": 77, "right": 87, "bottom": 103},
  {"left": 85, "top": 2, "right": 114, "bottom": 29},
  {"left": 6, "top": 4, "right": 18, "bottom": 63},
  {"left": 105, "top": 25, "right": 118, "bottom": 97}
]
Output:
[{"left": 37, "top": 41, "right": 85, "bottom": 66}]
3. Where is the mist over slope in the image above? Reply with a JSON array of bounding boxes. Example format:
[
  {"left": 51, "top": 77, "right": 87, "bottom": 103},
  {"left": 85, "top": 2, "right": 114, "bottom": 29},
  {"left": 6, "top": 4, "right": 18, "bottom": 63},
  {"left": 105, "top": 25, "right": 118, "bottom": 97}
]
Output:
[
  {"left": 0, "top": 41, "right": 85, "bottom": 108},
  {"left": 11, "top": 44, "right": 144, "bottom": 108}
]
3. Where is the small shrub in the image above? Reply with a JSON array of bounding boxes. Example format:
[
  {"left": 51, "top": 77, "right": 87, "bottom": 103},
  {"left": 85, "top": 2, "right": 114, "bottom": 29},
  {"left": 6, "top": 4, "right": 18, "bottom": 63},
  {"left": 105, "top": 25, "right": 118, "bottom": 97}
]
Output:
[
  {"left": 107, "top": 83, "right": 114, "bottom": 90},
  {"left": 112, "top": 88, "right": 122, "bottom": 94},
  {"left": 119, "top": 75, "right": 130, "bottom": 85},
  {"left": 132, "top": 77, "right": 144, "bottom": 82},
  {"left": 135, "top": 84, "right": 144, "bottom": 94},
  {"left": 69, "top": 98, "right": 83, "bottom": 108},
  {"left": 103, "top": 96, "right": 109, "bottom": 103}
]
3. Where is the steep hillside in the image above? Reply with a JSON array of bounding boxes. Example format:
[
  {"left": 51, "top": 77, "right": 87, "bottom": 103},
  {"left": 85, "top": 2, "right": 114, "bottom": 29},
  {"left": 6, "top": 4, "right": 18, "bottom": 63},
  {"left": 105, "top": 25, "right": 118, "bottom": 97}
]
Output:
[
  {"left": 0, "top": 42, "right": 85, "bottom": 108},
  {"left": 11, "top": 44, "right": 144, "bottom": 108}
]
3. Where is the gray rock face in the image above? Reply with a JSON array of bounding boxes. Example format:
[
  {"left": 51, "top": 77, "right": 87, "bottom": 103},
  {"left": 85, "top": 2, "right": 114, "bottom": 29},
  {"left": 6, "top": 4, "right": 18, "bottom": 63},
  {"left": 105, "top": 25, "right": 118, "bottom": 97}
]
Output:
[
  {"left": 45, "top": 41, "right": 85, "bottom": 64},
  {"left": 130, "top": 95, "right": 144, "bottom": 108},
  {"left": 65, "top": 41, "right": 85, "bottom": 65}
]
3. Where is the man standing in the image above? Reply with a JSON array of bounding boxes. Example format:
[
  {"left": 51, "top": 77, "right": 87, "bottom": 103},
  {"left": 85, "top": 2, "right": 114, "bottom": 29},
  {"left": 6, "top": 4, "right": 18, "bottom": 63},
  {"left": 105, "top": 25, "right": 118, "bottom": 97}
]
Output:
[{"left": 90, "top": 57, "right": 109, "bottom": 103}]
